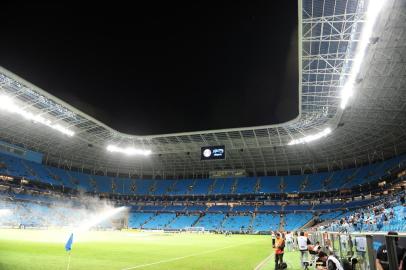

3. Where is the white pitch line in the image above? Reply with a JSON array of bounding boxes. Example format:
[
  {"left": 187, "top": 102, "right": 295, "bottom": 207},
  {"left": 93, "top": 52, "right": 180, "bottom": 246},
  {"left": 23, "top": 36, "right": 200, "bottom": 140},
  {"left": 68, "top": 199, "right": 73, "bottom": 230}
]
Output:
[
  {"left": 121, "top": 239, "right": 267, "bottom": 270},
  {"left": 254, "top": 254, "right": 273, "bottom": 270}
]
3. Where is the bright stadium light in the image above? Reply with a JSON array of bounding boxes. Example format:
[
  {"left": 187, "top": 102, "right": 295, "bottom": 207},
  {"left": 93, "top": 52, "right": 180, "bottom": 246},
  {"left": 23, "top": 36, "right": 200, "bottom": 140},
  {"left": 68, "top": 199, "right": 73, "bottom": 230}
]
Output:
[
  {"left": 0, "top": 95, "right": 75, "bottom": 136},
  {"left": 106, "top": 145, "right": 152, "bottom": 156},
  {"left": 340, "top": 0, "right": 386, "bottom": 109},
  {"left": 288, "top": 128, "right": 332, "bottom": 145}
]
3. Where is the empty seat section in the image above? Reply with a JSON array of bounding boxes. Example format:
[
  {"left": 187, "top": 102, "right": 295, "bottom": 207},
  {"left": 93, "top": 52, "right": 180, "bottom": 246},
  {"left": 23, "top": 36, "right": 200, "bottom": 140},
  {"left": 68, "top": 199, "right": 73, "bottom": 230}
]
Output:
[
  {"left": 328, "top": 168, "right": 355, "bottom": 189},
  {"left": 153, "top": 180, "right": 173, "bottom": 195},
  {"left": 305, "top": 172, "right": 330, "bottom": 192},
  {"left": 252, "top": 214, "right": 280, "bottom": 232},
  {"left": 143, "top": 213, "right": 176, "bottom": 229},
  {"left": 167, "top": 215, "right": 200, "bottom": 229},
  {"left": 165, "top": 205, "right": 186, "bottom": 212},
  {"left": 283, "top": 175, "right": 303, "bottom": 193},
  {"left": 259, "top": 177, "right": 281, "bottom": 193},
  {"left": 344, "top": 199, "right": 378, "bottom": 209},
  {"left": 140, "top": 205, "right": 165, "bottom": 211},
  {"left": 23, "top": 161, "right": 59, "bottom": 185},
  {"left": 171, "top": 179, "right": 194, "bottom": 195},
  {"left": 221, "top": 215, "right": 252, "bottom": 231},
  {"left": 284, "top": 213, "right": 313, "bottom": 231},
  {"left": 134, "top": 179, "right": 153, "bottom": 195},
  {"left": 284, "top": 205, "right": 311, "bottom": 211},
  {"left": 69, "top": 171, "right": 93, "bottom": 192},
  {"left": 0, "top": 153, "right": 32, "bottom": 179},
  {"left": 195, "top": 213, "right": 225, "bottom": 230},
  {"left": 46, "top": 167, "right": 76, "bottom": 189},
  {"left": 190, "top": 179, "right": 212, "bottom": 195},
  {"left": 313, "top": 203, "right": 343, "bottom": 211},
  {"left": 211, "top": 178, "right": 234, "bottom": 194},
  {"left": 128, "top": 212, "right": 155, "bottom": 228},
  {"left": 235, "top": 177, "right": 257, "bottom": 194},
  {"left": 207, "top": 205, "right": 230, "bottom": 212},
  {"left": 121, "top": 179, "right": 133, "bottom": 195},
  {"left": 93, "top": 175, "right": 112, "bottom": 193},
  {"left": 232, "top": 205, "right": 256, "bottom": 212},
  {"left": 185, "top": 205, "right": 207, "bottom": 212},
  {"left": 257, "top": 205, "right": 282, "bottom": 212}
]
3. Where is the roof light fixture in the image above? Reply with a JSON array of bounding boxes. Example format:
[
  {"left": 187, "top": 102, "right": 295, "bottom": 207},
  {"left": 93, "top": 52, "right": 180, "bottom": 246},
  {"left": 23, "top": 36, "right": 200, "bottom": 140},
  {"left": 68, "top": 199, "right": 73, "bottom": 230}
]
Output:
[
  {"left": 340, "top": 0, "right": 386, "bottom": 109},
  {"left": 106, "top": 145, "right": 151, "bottom": 156},
  {"left": 288, "top": 128, "right": 332, "bottom": 145},
  {"left": 0, "top": 95, "right": 75, "bottom": 136}
]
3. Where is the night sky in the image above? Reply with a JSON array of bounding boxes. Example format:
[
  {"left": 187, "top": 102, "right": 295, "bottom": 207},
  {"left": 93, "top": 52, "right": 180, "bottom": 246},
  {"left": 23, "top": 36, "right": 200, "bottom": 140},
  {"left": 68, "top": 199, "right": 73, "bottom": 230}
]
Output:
[{"left": 1, "top": 2, "right": 298, "bottom": 135}]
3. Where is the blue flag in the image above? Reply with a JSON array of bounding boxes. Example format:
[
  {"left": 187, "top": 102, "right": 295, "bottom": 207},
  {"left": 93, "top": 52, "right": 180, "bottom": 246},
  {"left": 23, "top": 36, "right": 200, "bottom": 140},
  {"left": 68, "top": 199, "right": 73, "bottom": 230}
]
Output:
[{"left": 65, "top": 233, "right": 73, "bottom": 252}]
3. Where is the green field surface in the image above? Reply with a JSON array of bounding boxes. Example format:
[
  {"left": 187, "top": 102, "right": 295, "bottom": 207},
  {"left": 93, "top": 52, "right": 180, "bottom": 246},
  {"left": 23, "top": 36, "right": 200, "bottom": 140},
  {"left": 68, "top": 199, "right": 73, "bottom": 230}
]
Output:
[{"left": 0, "top": 229, "right": 303, "bottom": 270}]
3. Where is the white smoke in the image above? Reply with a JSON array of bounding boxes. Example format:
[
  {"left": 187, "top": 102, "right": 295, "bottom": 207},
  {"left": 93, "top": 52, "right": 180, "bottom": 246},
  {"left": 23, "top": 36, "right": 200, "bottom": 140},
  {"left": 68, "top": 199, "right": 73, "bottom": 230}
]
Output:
[{"left": 0, "top": 192, "right": 128, "bottom": 231}]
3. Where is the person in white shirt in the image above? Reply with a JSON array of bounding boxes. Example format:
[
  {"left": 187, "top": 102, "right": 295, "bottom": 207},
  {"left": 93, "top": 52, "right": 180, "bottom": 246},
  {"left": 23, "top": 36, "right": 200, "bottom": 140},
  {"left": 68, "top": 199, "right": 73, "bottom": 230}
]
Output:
[
  {"left": 286, "top": 232, "right": 293, "bottom": 252},
  {"left": 298, "top": 231, "right": 311, "bottom": 269}
]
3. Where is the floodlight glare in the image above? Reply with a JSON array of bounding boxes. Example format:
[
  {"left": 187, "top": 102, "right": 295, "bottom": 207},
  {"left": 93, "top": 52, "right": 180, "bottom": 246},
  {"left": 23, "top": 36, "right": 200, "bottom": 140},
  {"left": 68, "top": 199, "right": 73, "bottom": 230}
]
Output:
[
  {"left": 76, "top": 206, "right": 127, "bottom": 232},
  {"left": 288, "top": 128, "right": 332, "bottom": 145},
  {"left": 0, "top": 95, "right": 75, "bottom": 136},
  {"left": 106, "top": 145, "right": 152, "bottom": 156},
  {"left": 340, "top": 0, "right": 386, "bottom": 109}
]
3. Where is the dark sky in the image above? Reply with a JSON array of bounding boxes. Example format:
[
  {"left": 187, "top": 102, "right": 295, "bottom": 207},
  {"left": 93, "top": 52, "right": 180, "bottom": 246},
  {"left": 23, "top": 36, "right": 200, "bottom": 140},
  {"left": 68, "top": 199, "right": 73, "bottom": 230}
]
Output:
[{"left": 1, "top": 2, "right": 298, "bottom": 135}]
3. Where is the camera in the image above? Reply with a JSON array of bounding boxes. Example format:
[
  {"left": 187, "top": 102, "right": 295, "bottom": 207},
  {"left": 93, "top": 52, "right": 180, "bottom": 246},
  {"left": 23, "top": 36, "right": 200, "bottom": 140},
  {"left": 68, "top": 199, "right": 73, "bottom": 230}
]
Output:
[{"left": 303, "top": 261, "right": 312, "bottom": 270}]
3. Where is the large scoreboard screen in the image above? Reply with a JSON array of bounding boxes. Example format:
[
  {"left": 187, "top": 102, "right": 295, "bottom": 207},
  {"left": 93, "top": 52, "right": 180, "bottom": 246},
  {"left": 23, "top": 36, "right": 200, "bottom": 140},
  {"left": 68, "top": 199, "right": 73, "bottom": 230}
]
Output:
[{"left": 201, "top": 145, "right": 225, "bottom": 160}]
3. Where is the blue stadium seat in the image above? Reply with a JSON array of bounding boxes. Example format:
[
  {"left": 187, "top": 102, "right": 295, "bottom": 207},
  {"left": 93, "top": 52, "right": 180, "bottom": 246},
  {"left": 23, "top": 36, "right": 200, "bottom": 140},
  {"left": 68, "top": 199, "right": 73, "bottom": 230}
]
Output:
[
  {"left": 166, "top": 215, "right": 200, "bottom": 229},
  {"left": 143, "top": 213, "right": 177, "bottom": 229},
  {"left": 153, "top": 180, "right": 173, "bottom": 196},
  {"left": 258, "top": 176, "right": 281, "bottom": 193},
  {"left": 252, "top": 213, "right": 280, "bottom": 232},
  {"left": 284, "top": 213, "right": 313, "bottom": 231},
  {"left": 211, "top": 178, "right": 234, "bottom": 194},
  {"left": 194, "top": 213, "right": 225, "bottom": 230},
  {"left": 257, "top": 205, "right": 282, "bottom": 212},
  {"left": 221, "top": 215, "right": 252, "bottom": 232},
  {"left": 234, "top": 177, "right": 257, "bottom": 194}
]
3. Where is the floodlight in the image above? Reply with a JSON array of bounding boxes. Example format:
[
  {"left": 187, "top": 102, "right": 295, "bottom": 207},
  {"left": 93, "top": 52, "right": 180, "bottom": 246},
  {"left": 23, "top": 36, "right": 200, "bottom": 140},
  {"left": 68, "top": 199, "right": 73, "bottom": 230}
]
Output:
[
  {"left": 288, "top": 128, "right": 332, "bottom": 145},
  {"left": 340, "top": 0, "right": 386, "bottom": 109},
  {"left": 0, "top": 95, "right": 75, "bottom": 136},
  {"left": 106, "top": 144, "right": 152, "bottom": 156}
]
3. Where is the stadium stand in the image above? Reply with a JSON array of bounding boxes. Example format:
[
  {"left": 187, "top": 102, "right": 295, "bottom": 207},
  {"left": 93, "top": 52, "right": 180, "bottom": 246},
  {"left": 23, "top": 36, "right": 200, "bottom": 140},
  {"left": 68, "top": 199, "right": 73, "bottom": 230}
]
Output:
[
  {"left": 221, "top": 215, "right": 252, "bottom": 232},
  {"left": 283, "top": 213, "right": 313, "bottom": 231},
  {"left": 0, "top": 152, "right": 405, "bottom": 197},
  {"left": 166, "top": 214, "right": 200, "bottom": 229},
  {"left": 194, "top": 213, "right": 225, "bottom": 231},
  {"left": 142, "top": 213, "right": 177, "bottom": 230},
  {"left": 1, "top": 149, "right": 406, "bottom": 233},
  {"left": 252, "top": 213, "right": 280, "bottom": 232},
  {"left": 128, "top": 212, "right": 156, "bottom": 228}
]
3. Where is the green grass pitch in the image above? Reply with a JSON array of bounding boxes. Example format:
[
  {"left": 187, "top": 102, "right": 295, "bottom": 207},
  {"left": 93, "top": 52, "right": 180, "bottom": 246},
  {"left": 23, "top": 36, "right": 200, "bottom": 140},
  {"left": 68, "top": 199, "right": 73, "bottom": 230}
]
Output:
[{"left": 0, "top": 229, "right": 303, "bottom": 270}]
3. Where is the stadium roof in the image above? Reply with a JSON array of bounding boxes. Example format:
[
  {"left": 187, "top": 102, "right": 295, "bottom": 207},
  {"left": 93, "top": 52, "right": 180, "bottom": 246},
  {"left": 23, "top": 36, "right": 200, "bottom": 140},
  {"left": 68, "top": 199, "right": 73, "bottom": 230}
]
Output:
[{"left": 0, "top": 0, "right": 405, "bottom": 178}]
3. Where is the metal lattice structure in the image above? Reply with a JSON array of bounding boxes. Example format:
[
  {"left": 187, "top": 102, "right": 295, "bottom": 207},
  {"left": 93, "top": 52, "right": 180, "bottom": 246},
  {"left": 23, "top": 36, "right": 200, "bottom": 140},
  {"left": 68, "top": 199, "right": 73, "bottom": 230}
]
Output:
[{"left": 0, "top": 0, "right": 405, "bottom": 178}]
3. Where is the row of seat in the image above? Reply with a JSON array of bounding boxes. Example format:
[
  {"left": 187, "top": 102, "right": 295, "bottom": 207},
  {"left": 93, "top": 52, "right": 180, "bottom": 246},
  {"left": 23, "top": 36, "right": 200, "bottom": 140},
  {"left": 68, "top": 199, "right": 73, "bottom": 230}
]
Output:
[
  {"left": 0, "top": 152, "right": 405, "bottom": 196},
  {"left": 130, "top": 199, "right": 379, "bottom": 213},
  {"left": 128, "top": 212, "right": 286, "bottom": 232}
]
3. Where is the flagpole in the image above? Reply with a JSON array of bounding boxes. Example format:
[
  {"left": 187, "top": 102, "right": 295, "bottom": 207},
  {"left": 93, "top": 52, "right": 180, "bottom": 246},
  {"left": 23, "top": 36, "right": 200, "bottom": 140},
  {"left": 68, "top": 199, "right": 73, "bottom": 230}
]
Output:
[{"left": 66, "top": 251, "right": 72, "bottom": 270}]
